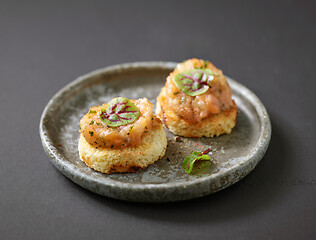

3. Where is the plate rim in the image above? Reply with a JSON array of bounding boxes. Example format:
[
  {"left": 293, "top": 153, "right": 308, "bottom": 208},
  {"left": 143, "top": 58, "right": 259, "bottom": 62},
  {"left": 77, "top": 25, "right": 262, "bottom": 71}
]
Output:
[{"left": 39, "top": 61, "right": 271, "bottom": 201}]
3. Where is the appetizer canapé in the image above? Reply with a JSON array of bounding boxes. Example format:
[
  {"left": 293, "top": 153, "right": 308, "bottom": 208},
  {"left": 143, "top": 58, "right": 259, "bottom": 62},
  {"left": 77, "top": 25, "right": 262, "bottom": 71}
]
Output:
[
  {"left": 156, "top": 58, "right": 237, "bottom": 137},
  {"left": 78, "top": 97, "right": 167, "bottom": 174}
]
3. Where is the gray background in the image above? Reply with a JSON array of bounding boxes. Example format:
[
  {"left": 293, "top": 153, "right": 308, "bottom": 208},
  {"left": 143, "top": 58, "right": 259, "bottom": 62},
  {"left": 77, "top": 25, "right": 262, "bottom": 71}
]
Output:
[{"left": 1, "top": 0, "right": 315, "bottom": 239}]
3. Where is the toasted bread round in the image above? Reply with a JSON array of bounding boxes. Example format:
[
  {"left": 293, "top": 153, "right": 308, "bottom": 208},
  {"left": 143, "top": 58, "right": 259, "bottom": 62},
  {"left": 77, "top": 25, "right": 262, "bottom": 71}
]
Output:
[
  {"left": 156, "top": 98, "right": 237, "bottom": 138},
  {"left": 156, "top": 58, "right": 237, "bottom": 137},
  {"left": 78, "top": 118, "right": 167, "bottom": 174}
]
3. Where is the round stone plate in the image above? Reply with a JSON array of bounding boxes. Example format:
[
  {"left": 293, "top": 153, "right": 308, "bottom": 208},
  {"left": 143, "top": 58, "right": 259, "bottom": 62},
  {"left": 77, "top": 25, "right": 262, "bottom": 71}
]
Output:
[{"left": 39, "top": 62, "right": 271, "bottom": 202}]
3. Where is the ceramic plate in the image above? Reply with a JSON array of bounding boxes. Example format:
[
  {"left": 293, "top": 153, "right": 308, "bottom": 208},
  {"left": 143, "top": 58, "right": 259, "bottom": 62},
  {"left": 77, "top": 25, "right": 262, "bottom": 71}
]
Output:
[{"left": 39, "top": 62, "right": 271, "bottom": 202}]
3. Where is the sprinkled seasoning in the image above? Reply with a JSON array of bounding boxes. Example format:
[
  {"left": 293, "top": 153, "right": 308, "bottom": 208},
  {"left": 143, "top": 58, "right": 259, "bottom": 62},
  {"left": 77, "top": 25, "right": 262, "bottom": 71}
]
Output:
[
  {"left": 174, "top": 136, "right": 182, "bottom": 142},
  {"left": 221, "top": 147, "right": 225, "bottom": 153},
  {"left": 89, "top": 131, "right": 94, "bottom": 137}
]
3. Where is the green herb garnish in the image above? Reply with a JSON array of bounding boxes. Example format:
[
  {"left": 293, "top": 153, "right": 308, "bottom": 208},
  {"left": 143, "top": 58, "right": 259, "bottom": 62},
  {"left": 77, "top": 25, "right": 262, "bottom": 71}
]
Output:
[
  {"left": 89, "top": 131, "right": 94, "bottom": 137},
  {"left": 89, "top": 110, "right": 97, "bottom": 114},
  {"left": 182, "top": 149, "right": 211, "bottom": 174},
  {"left": 99, "top": 97, "right": 140, "bottom": 127},
  {"left": 89, "top": 120, "right": 94, "bottom": 125},
  {"left": 173, "top": 69, "right": 214, "bottom": 96}
]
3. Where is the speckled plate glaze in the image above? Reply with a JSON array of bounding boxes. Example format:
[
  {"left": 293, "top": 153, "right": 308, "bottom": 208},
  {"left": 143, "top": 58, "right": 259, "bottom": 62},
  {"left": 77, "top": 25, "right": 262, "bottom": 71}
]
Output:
[{"left": 39, "top": 62, "right": 271, "bottom": 202}]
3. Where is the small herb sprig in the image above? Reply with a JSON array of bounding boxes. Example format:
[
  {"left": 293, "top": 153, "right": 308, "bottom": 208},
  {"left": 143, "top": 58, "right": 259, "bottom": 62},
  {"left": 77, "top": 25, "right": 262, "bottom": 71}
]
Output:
[
  {"left": 173, "top": 69, "right": 214, "bottom": 96},
  {"left": 99, "top": 97, "right": 140, "bottom": 127},
  {"left": 182, "top": 149, "right": 211, "bottom": 174}
]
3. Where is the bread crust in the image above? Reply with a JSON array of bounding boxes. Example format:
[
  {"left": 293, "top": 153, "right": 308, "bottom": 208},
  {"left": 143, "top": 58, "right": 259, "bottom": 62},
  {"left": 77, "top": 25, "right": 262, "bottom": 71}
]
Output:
[
  {"left": 78, "top": 119, "right": 167, "bottom": 174},
  {"left": 156, "top": 100, "right": 237, "bottom": 138}
]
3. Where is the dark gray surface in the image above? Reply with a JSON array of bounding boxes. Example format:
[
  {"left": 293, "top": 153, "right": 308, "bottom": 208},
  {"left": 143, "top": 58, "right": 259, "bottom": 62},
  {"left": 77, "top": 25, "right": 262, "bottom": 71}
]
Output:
[{"left": 0, "top": 0, "right": 315, "bottom": 239}]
